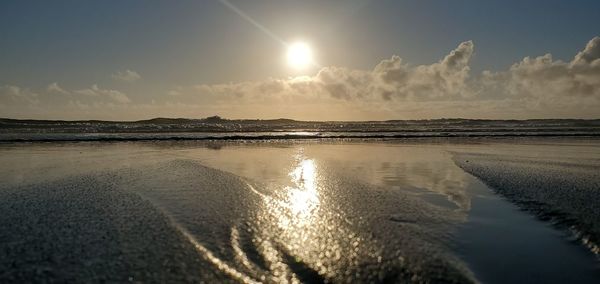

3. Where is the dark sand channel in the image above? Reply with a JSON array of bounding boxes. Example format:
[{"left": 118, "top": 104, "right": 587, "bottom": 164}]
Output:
[{"left": 0, "top": 139, "right": 598, "bottom": 283}]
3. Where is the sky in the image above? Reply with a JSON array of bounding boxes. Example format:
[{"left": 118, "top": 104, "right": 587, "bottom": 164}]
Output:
[{"left": 1, "top": 0, "right": 600, "bottom": 121}]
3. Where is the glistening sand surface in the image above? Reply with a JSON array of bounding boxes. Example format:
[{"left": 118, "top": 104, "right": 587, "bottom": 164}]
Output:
[
  {"left": 0, "top": 139, "right": 599, "bottom": 283},
  {"left": 453, "top": 141, "right": 600, "bottom": 253}
]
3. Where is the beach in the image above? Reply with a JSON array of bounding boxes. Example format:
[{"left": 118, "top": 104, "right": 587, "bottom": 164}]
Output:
[
  {"left": 3, "top": 1, "right": 600, "bottom": 282},
  {"left": 1, "top": 139, "right": 599, "bottom": 283}
]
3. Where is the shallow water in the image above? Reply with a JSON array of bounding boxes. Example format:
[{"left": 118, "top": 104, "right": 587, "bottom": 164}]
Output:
[
  {"left": 455, "top": 174, "right": 599, "bottom": 283},
  {"left": 0, "top": 139, "right": 599, "bottom": 282}
]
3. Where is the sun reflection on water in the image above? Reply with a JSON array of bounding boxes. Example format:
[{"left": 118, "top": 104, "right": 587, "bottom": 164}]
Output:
[
  {"left": 287, "top": 159, "right": 319, "bottom": 213},
  {"left": 277, "top": 158, "right": 320, "bottom": 228},
  {"left": 240, "top": 150, "right": 387, "bottom": 281}
]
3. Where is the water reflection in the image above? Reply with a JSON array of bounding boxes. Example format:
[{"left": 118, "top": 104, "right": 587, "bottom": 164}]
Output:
[
  {"left": 282, "top": 158, "right": 320, "bottom": 227},
  {"left": 242, "top": 151, "right": 365, "bottom": 282},
  {"left": 254, "top": 153, "right": 325, "bottom": 244},
  {"left": 173, "top": 142, "right": 474, "bottom": 214},
  {"left": 239, "top": 147, "right": 472, "bottom": 282},
  {"left": 71, "top": 142, "right": 481, "bottom": 282},
  {"left": 300, "top": 145, "right": 473, "bottom": 212},
  {"left": 243, "top": 154, "right": 322, "bottom": 230}
]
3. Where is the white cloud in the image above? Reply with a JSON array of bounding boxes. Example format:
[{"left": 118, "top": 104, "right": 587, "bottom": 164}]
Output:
[
  {"left": 74, "top": 84, "right": 131, "bottom": 104},
  {"left": 572, "top": 36, "right": 600, "bottom": 66},
  {"left": 478, "top": 36, "right": 600, "bottom": 110},
  {"left": 2, "top": 83, "right": 130, "bottom": 111},
  {"left": 0, "top": 85, "right": 39, "bottom": 106},
  {"left": 371, "top": 40, "right": 474, "bottom": 101},
  {"left": 111, "top": 69, "right": 141, "bottom": 82},
  {"left": 46, "top": 82, "right": 69, "bottom": 95},
  {"left": 507, "top": 46, "right": 600, "bottom": 99}
]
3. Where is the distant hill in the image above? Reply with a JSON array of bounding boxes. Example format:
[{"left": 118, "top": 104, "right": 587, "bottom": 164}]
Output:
[{"left": 3, "top": 116, "right": 600, "bottom": 125}]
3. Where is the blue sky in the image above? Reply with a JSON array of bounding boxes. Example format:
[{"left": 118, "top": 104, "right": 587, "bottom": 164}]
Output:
[{"left": 1, "top": 0, "right": 600, "bottom": 120}]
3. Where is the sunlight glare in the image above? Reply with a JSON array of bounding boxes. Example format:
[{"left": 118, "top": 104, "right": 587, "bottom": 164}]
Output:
[
  {"left": 287, "top": 159, "right": 319, "bottom": 216},
  {"left": 287, "top": 42, "right": 313, "bottom": 69}
]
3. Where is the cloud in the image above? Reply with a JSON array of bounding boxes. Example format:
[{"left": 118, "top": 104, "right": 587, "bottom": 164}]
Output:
[
  {"left": 572, "top": 36, "right": 600, "bottom": 66},
  {"left": 167, "top": 37, "right": 599, "bottom": 119},
  {"left": 184, "top": 40, "right": 476, "bottom": 103},
  {"left": 3, "top": 37, "right": 600, "bottom": 120},
  {"left": 74, "top": 85, "right": 131, "bottom": 104},
  {"left": 0, "top": 85, "right": 39, "bottom": 106},
  {"left": 47, "top": 82, "right": 69, "bottom": 95},
  {"left": 372, "top": 40, "right": 474, "bottom": 100},
  {"left": 111, "top": 69, "right": 141, "bottom": 82},
  {"left": 482, "top": 36, "right": 600, "bottom": 102},
  {"left": 2, "top": 83, "right": 130, "bottom": 109}
]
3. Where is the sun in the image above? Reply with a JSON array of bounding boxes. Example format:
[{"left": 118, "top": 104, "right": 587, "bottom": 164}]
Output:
[{"left": 287, "top": 41, "right": 313, "bottom": 69}]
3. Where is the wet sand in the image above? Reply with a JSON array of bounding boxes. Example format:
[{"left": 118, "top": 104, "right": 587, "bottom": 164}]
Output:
[
  {"left": 0, "top": 139, "right": 599, "bottom": 283},
  {"left": 453, "top": 141, "right": 600, "bottom": 253}
]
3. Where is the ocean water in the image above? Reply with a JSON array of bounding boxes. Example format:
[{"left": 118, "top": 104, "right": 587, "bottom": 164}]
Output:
[
  {"left": 0, "top": 139, "right": 599, "bottom": 283},
  {"left": 2, "top": 118, "right": 600, "bottom": 142}
]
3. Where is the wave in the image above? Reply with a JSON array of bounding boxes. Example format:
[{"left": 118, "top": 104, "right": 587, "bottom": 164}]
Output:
[
  {"left": 3, "top": 117, "right": 600, "bottom": 142},
  {"left": 2, "top": 131, "right": 600, "bottom": 142}
]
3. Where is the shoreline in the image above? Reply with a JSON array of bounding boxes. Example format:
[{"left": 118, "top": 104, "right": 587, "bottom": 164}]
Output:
[{"left": 2, "top": 132, "right": 600, "bottom": 143}]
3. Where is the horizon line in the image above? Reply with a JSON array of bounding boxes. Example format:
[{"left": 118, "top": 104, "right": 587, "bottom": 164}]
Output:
[{"left": 2, "top": 116, "right": 600, "bottom": 124}]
